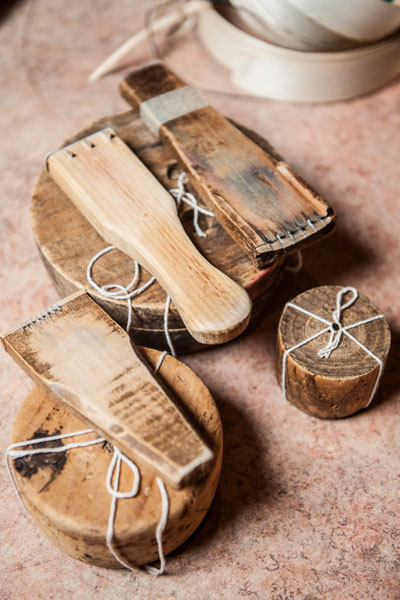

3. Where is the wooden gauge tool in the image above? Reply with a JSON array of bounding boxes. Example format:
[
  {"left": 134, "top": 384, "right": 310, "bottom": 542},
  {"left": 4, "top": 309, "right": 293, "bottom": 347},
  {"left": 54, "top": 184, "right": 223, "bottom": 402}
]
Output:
[
  {"left": 120, "top": 62, "right": 336, "bottom": 267},
  {"left": 46, "top": 128, "right": 251, "bottom": 346},
  {"left": 30, "top": 110, "right": 285, "bottom": 354},
  {"left": 2, "top": 291, "right": 213, "bottom": 487}
]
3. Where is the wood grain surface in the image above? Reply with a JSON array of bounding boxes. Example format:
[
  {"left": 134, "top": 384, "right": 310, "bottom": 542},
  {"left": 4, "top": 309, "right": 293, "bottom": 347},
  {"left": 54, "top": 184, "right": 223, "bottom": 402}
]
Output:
[
  {"left": 2, "top": 292, "right": 213, "bottom": 487},
  {"left": 10, "top": 347, "right": 222, "bottom": 568},
  {"left": 120, "top": 63, "right": 336, "bottom": 266},
  {"left": 30, "top": 110, "right": 284, "bottom": 354},
  {"left": 276, "top": 286, "right": 391, "bottom": 418},
  {"left": 47, "top": 128, "right": 251, "bottom": 345}
]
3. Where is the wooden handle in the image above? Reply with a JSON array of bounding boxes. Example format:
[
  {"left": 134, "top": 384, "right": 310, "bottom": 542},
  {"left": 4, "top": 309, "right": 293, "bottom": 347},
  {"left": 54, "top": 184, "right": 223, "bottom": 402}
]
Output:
[
  {"left": 1, "top": 291, "right": 213, "bottom": 487},
  {"left": 47, "top": 128, "right": 251, "bottom": 345},
  {"left": 119, "top": 62, "right": 336, "bottom": 267}
]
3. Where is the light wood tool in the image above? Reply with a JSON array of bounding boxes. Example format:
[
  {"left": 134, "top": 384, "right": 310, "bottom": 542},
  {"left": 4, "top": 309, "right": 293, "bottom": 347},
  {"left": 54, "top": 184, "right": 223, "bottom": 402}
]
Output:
[
  {"left": 31, "top": 111, "right": 284, "bottom": 355},
  {"left": 46, "top": 127, "right": 251, "bottom": 345},
  {"left": 119, "top": 62, "right": 336, "bottom": 267},
  {"left": 1, "top": 291, "right": 213, "bottom": 487},
  {"left": 10, "top": 348, "right": 222, "bottom": 567}
]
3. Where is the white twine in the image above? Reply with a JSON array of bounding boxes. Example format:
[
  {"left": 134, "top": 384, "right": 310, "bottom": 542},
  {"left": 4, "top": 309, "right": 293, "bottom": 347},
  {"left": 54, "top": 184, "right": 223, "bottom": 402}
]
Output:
[
  {"left": 6, "top": 425, "right": 169, "bottom": 575},
  {"left": 281, "top": 287, "right": 385, "bottom": 409}
]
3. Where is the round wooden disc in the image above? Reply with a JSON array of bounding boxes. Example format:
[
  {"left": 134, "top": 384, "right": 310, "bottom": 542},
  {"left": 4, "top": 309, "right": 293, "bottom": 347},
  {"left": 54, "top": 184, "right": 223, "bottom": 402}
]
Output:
[
  {"left": 276, "top": 285, "right": 391, "bottom": 418},
  {"left": 30, "top": 110, "right": 284, "bottom": 353},
  {"left": 10, "top": 347, "right": 222, "bottom": 569}
]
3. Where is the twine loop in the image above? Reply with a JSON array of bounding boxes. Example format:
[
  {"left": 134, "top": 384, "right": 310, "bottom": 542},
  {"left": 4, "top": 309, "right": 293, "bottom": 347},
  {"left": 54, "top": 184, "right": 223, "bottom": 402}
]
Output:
[{"left": 318, "top": 286, "right": 358, "bottom": 359}]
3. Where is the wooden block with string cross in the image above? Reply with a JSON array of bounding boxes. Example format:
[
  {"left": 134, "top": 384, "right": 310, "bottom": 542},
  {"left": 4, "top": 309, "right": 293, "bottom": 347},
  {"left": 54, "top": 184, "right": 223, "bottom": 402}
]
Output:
[
  {"left": 30, "top": 110, "right": 286, "bottom": 355},
  {"left": 276, "top": 285, "right": 391, "bottom": 419},
  {"left": 120, "top": 62, "right": 336, "bottom": 267}
]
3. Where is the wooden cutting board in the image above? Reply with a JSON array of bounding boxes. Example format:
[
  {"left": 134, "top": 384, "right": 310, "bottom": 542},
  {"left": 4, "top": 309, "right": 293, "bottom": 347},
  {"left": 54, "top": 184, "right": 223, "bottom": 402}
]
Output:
[{"left": 31, "top": 110, "right": 285, "bottom": 354}]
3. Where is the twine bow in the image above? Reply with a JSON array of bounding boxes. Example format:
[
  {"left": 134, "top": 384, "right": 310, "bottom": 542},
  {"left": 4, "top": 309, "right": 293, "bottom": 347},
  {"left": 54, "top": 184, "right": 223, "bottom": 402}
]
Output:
[{"left": 281, "top": 287, "right": 385, "bottom": 408}]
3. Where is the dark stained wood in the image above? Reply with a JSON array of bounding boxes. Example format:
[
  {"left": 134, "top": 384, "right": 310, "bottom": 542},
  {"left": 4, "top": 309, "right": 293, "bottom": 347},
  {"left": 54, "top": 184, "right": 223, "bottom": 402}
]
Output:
[
  {"left": 120, "top": 63, "right": 336, "bottom": 267},
  {"left": 276, "top": 286, "right": 391, "bottom": 419},
  {"left": 30, "top": 110, "right": 285, "bottom": 354},
  {"left": 10, "top": 347, "right": 223, "bottom": 567},
  {"left": 2, "top": 292, "right": 213, "bottom": 487}
]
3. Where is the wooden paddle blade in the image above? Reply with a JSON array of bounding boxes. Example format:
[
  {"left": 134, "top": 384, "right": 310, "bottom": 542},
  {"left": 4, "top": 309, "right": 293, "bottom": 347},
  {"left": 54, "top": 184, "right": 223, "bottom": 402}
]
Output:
[
  {"left": 119, "top": 62, "right": 336, "bottom": 267},
  {"left": 1, "top": 292, "right": 213, "bottom": 488},
  {"left": 47, "top": 128, "right": 251, "bottom": 345}
]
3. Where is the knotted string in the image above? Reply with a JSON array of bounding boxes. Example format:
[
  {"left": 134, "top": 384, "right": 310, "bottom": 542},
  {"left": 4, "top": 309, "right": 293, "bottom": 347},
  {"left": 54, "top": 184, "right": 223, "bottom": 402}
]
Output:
[
  {"left": 281, "top": 287, "right": 385, "bottom": 408},
  {"left": 169, "top": 172, "right": 214, "bottom": 238}
]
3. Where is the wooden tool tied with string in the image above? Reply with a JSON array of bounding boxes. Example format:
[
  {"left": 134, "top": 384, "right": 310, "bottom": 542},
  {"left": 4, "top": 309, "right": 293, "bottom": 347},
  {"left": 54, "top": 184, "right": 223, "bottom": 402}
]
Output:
[
  {"left": 6, "top": 352, "right": 222, "bottom": 569},
  {"left": 120, "top": 62, "right": 336, "bottom": 267},
  {"left": 31, "top": 111, "right": 285, "bottom": 354}
]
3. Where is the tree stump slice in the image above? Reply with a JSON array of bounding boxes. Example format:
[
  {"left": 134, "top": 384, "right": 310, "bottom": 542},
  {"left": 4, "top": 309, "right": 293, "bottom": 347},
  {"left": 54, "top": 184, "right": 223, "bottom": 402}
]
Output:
[
  {"left": 10, "top": 347, "right": 223, "bottom": 569},
  {"left": 276, "top": 286, "right": 391, "bottom": 419},
  {"left": 31, "top": 110, "right": 284, "bottom": 354}
]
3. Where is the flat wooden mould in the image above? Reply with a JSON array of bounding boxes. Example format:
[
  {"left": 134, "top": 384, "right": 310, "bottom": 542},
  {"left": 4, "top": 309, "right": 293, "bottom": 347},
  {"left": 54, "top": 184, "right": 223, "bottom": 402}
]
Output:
[
  {"left": 2, "top": 291, "right": 213, "bottom": 487},
  {"left": 120, "top": 62, "right": 336, "bottom": 267}
]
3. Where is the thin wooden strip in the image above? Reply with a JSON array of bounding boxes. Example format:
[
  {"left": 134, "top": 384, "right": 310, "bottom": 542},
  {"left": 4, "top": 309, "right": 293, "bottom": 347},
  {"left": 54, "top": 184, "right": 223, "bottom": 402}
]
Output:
[
  {"left": 1, "top": 291, "right": 213, "bottom": 487},
  {"left": 120, "top": 63, "right": 336, "bottom": 267}
]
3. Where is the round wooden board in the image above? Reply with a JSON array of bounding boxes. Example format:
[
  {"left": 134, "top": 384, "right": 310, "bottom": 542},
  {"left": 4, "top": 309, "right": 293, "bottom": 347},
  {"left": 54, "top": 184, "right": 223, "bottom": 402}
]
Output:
[
  {"left": 10, "top": 347, "right": 223, "bottom": 569},
  {"left": 276, "top": 286, "right": 391, "bottom": 418},
  {"left": 31, "top": 110, "right": 284, "bottom": 353}
]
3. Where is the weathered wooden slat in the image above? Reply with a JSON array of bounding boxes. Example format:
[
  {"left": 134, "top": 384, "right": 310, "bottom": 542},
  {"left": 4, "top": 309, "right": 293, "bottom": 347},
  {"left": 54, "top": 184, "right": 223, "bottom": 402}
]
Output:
[
  {"left": 120, "top": 63, "right": 336, "bottom": 267},
  {"left": 1, "top": 291, "right": 213, "bottom": 487},
  {"left": 46, "top": 128, "right": 251, "bottom": 345}
]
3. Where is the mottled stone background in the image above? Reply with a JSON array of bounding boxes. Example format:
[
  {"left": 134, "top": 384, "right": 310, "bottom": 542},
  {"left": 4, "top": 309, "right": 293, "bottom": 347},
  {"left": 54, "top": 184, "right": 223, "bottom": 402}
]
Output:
[{"left": 0, "top": 1, "right": 399, "bottom": 599}]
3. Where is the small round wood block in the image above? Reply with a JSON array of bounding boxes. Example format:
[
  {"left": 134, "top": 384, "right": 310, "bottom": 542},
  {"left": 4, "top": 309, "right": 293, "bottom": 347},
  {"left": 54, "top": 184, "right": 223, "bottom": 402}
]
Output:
[
  {"left": 10, "top": 348, "right": 222, "bottom": 569},
  {"left": 276, "top": 286, "right": 391, "bottom": 419}
]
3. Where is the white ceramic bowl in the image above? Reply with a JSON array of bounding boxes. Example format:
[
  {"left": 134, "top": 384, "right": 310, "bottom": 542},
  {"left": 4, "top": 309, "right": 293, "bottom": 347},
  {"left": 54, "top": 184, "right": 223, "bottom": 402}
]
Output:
[{"left": 197, "top": 7, "right": 400, "bottom": 102}]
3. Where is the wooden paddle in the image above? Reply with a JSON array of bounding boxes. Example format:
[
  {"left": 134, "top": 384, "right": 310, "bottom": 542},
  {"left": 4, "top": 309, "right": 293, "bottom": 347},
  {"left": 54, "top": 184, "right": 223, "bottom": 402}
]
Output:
[
  {"left": 1, "top": 291, "right": 213, "bottom": 488},
  {"left": 46, "top": 128, "right": 251, "bottom": 345},
  {"left": 119, "top": 62, "right": 336, "bottom": 267}
]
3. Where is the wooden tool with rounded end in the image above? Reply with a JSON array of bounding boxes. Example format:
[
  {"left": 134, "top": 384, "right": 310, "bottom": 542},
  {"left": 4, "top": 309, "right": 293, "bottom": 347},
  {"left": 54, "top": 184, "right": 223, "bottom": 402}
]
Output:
[
  {"left": 9, "top": 348, "right": 223, "bottom": 568},
  {"left": 30, "top": 110, "right": 285, "bottom": 354},
  {"left": 276, "top": 285, "right": 391, "bottom": 419},
  {"left": 47, "top": 128, "right": 251, "bottom": 345}
]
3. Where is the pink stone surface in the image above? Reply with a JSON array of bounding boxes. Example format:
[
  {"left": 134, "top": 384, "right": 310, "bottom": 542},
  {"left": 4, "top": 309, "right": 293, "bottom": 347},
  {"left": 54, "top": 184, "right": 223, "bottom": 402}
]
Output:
[{"left": 0, "top": 2, "right": 399, "bottom": 599}]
